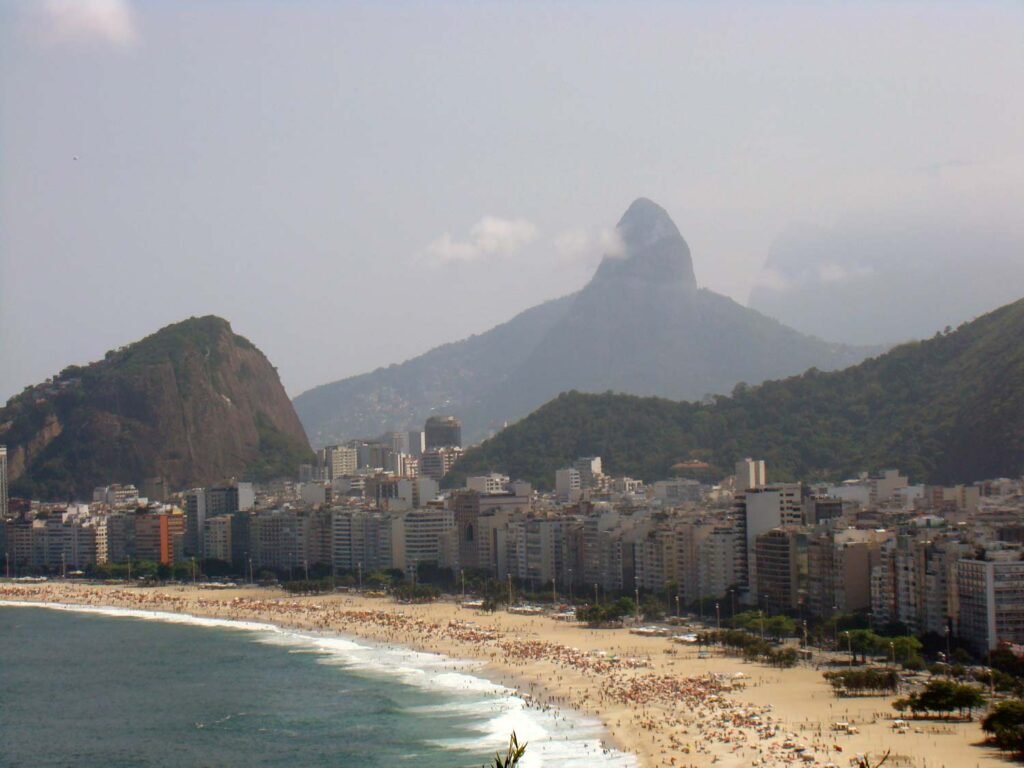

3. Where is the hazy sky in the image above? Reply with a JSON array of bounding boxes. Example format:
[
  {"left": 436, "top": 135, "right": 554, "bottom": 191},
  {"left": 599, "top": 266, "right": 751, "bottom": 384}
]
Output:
[{"left": 2, "top": 1, "right": 1022, "bottom": 402}]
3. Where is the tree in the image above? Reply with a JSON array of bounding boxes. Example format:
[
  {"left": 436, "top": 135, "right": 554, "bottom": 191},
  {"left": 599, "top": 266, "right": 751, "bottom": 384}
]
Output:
[{"left": 983, "top": 700, "right": 1024, "bottom": 753}]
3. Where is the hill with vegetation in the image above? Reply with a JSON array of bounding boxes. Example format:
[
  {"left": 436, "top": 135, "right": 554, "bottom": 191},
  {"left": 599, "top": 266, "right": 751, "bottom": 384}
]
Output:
[
  {"left": 0, "top": 316, "right": 313, "bottom": 499},
  {"left": 448, "top": 296, "right": 1024, "bottom": 488}
]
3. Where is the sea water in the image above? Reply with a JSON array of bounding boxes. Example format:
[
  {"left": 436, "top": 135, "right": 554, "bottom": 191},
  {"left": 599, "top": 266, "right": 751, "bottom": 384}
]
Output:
[{"left": 0, "top": 603, "right": 636, "bottom": 767}]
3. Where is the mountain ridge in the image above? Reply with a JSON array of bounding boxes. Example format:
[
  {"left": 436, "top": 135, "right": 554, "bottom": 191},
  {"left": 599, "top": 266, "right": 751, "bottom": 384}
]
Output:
[
  {"left": 448, "top": 296, "right": 1024, "bottom": 488},
  {"left": 294, "top": 199, "right": 879, "bottom": 446}
]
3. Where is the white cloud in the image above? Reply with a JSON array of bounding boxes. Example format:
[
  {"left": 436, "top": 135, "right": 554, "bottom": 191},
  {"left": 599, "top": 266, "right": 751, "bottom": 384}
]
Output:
[
  {"left": 552, "top": 226, "right": 626, "bottom": 263},
  {"left": 817, "top": 262, "right": 875, "bottom": 283},
  {"left": 41, "top": 0, "right": 139, "bottom": 47},
  {"left": 424, "top": 216, "right": 538, "bottom": 265}
]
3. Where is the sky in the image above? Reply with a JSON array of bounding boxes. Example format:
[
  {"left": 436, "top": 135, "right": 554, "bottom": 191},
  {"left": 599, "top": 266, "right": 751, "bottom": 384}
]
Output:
[{"left": 1, "top": 0, "right": 1022, "bottom": 402}]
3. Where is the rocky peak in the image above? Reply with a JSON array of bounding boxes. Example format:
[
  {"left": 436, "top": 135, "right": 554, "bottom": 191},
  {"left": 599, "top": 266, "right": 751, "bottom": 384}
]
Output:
[{"left": 589, "top": 198, "right": 697, "bottom": 290}]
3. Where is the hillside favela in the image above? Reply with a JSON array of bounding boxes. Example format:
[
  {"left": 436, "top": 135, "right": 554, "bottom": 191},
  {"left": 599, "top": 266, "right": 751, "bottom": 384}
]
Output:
[{"left": 2, "top": 4, "right": 1023, "bottom": 768}]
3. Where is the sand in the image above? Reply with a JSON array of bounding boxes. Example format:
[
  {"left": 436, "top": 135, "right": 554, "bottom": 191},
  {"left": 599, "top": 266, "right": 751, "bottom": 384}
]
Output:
[{"left": 0, "top": 581, "right": 1007, "bottom": 768}]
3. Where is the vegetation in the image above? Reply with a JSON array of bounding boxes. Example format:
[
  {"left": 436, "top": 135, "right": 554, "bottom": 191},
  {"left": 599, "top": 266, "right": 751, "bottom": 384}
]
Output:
[
  {"left": 697, "top": 629, "right": 799, "bottom": 667},
  {"left": 982, "top": 700, "right": 1024, "bottom": 754},
  {"left": 1, "top": 315, "right": 313, "bottom": 499},
  {"left": 487, "top": 732, "right": 527, "bottom": 768},
  {"left": 448, "top": 297, "right": 1024, "bottom": 487},
  {"left": 576, "top": 597, "right": 637, "bottom": 626},
  {"left": 824, "top": 668, "right": 900, "bottom": 696},
  {"left": 892, "top": 679, "right": 986, "bottom": 719}
]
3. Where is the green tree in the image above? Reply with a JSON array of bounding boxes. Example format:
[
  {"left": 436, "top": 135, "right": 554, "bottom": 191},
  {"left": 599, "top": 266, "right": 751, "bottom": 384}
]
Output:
[{"left": 983, "top": 700, "right": 1024, "bottom": 753}]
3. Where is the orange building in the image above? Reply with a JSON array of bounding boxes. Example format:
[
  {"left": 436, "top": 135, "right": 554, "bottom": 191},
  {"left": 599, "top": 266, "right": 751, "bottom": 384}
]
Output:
[{"left": 134, "top": 510, "right": 186, "bottom": 565}]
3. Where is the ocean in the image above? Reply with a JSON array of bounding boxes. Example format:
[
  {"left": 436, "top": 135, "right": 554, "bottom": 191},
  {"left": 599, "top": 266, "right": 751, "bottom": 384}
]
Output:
[{"left": 0, "top": 603, "right": 636, "bottom": 768}]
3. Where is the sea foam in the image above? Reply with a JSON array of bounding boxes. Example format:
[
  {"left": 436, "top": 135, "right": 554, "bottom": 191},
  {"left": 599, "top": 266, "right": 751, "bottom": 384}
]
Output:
[{"left": 0, "top": 600, "right": 637, "bottom": 767}]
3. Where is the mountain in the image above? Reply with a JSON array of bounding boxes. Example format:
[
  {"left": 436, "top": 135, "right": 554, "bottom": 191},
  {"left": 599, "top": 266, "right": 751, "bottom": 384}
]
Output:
[
  {"left": 0, "top": 316, "right": 313, "bottom": 499},
  {"left": 294, "top": 198, "right": 876, "bottom": 447},
  {"left": 449, "top": 296, "right": 1024, "bottom": 488}
]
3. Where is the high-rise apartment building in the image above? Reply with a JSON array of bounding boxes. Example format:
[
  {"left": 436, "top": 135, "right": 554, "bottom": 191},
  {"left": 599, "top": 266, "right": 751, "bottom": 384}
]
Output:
[
  {"left": 0, "top": 445, "right": 7, "bottom": 520},
  {"left": 424, "top": 416, "right": 462, "bottom": 450},
  {"left": 957, "top": 555, "right": 1024, "bottom": 653},
  {"left": 735, "top": 458, "right": 766, "bottom": 492}
]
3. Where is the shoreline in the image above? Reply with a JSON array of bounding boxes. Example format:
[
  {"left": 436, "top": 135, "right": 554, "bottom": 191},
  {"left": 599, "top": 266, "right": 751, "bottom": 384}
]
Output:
[{"left": 0, "top": 581, "right": 1004, "bottom": 768}]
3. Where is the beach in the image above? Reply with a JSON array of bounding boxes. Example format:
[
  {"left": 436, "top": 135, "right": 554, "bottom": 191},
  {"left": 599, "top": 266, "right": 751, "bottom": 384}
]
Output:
[{"left": 0, "top": 582, "right": 1005, "bottom": 768}]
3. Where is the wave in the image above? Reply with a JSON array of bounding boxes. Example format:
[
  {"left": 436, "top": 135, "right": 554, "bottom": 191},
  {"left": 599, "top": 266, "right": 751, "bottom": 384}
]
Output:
[{"left": 0, "top": 600, "right": 637, "bottom": 767}]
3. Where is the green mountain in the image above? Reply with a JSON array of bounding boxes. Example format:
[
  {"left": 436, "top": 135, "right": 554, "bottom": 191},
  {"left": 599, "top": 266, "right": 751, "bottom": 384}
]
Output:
[
  {"left": 448, "top": 297, "right": 1024, "bottom": 488},
  {"left": 0, "top": 316, "right": 313, "bottom": 499},
  {"left": 294, "top": 198, "right": 877, "bottom": 447}
]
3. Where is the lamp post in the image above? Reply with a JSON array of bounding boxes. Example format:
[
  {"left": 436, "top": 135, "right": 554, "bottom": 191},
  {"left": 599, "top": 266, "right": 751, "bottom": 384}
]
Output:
[
  {"left": 675, "top": 594, "right": 680, "bottom": 618},
  {"left": 191, "top": 556, "right": 196, "bottom": 584},
  {"left": 357, "top": 561, "right": 363, "bottom": 592},
  {"left": 759, "top": 609, "right": 765, "bottom": 641},
  {"left": 461, "top": 569, "right": 466, "bottom": 603},
  {"left": 508, "top": 573, "right": 513, "bottom": 606},
  {"left": 635, "top": 587, "right": 640, "bottom": 622},
  {"left": 715, "top": 601, "right": 721, "bottom": 631},
  {"left": 945, "top": 624, "right": 952, "bottom": 662},
  {"left": 844, "top": 631, "right": 853, "bottom": 668},
  {"left": 552, "top": 577, "right": 557, "bottom": 606},
  {"left": 567, "top": 568, "right": 573, "bottom": 603},
  {"left": 594, "top": 583, "right": 599, "bottom": 606},
  {"left": 889, "top": 641, "right": 895, "bottom": 668},
  {"left": 730, "top": 588, "right": 736, "bottom": 619}
]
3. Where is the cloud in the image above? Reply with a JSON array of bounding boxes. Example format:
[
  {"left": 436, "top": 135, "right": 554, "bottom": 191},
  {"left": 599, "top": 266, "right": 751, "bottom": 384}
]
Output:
[
  {"left": 552, "top": 226, "right": 626, "bottom": 263},
  {"left": 424, "top": 216, "right": 538, "bottom": 265},
  {"left": 41, "top": 0, "right": 139, "bottom": 47}
]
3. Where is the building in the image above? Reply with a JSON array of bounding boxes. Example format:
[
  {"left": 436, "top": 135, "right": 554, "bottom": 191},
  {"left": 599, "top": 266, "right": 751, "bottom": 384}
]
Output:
[
  {"left": 0, "top": 445, "right": 8, "bottom": 520},
  {"left": 391, "top": 508, "right": 457, "bottom": 577},
  {"left": 555, "top": 468, "right": 582, "bottom": 503},
  {"left": 467, "top": 474, "right": 510, "bottom": 495},
  {"left": 957, "top": 555, "right": 1024, "bottom": 653},
  {"left": 323, "top": 445, "right": 358, "bottom": 480},
  {"left": 735, "top": 483, "right": 802, "bottom": 595},
  {"left": 203, "top": 515, "right": 233, "bottom": 563},
  {"left": 754, "top": 528, "right": 806, "bottom": 614},
  {"left": 331, "top": 508, "right": 393, "bottom": 573},
  {"left": 735, "top": 458, "right": 766, "bottom": 492},
  {"left": 420, "top": 447, "right": 462, "bottom": 481},
  {"left": 134, "top": 509, "right": 186, "bottom": 565},
  {"left": 424, "top": 416, "right": 462, "bottom": 450},
  {"left": 574, "top": 457, "right": 604, "bottom": 490},
  {"left": 184, "top": 489, "right": 207, "bottom": 558}
]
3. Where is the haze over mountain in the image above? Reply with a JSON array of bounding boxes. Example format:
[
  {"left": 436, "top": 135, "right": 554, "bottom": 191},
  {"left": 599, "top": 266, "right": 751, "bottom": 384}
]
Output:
[
  {"left": 749, "top": 214, "right": 1024, "bottom": 346},
  {"left": 450, "top": 294, "right": 1024, "bottom": 489},
  {"left": 0, "top": 317, "right": 313, "bottom": 499},
  {"left": 295, "top": 199, "right": 877, "bottom": 446}
]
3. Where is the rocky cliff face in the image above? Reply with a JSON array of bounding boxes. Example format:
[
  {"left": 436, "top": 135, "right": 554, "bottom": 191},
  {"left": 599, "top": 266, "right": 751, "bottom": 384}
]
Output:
[{"left": 0, "top": 316, "right": 312, "bottom": 499}]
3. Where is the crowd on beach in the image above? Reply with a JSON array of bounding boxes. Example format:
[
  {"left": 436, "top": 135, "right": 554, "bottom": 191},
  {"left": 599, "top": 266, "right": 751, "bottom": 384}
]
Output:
[{"left": 0, "top": 583, "right": 977, "bottom": 768}]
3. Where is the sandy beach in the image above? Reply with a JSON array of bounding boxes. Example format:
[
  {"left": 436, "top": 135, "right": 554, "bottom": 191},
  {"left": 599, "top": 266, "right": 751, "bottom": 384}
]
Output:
[{"left": 0, "top": 582, "right": 1006, "bottom": 768}]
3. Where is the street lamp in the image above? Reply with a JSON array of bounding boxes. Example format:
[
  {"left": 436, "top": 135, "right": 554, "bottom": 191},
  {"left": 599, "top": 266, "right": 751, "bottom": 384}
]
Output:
[
  {"left": 461, "top": 569, "right": 466, "bottom": 603},
  {"left": 844, "top": 631, "right": 853, "bottom": 668},
  {"left": 715, "top": 601, "right": 721, "bottom": 631},
  {"left": 675, "top": 594, "right": 680, "bottom": 618},
  {"left": 508, "top": 573, "right": 514, "bottom": 606},
  {"left": 567, "top": 568, "right": 573, "bottom": 603},
  {"left": 594, "top": 583, "right": 599, "bottom": 606},
  {"left": 889, "top": 641, "right": 895, "bottom": 667}
]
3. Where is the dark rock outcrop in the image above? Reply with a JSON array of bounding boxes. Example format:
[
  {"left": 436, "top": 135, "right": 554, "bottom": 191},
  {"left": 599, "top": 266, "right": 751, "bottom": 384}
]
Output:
[{"left": 0, "top": 316, "right": 313, "bottom": 499}]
